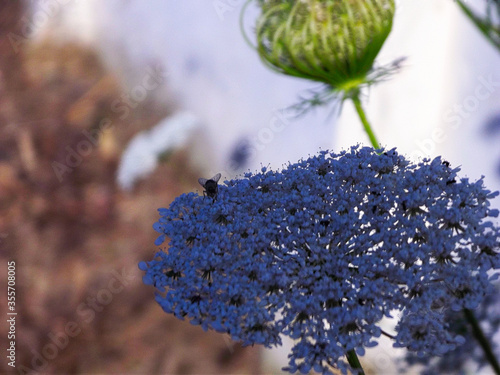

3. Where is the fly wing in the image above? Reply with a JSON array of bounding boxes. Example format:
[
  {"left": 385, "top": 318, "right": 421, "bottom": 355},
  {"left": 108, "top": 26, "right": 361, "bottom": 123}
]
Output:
[
  {"left": 211, "top": 173, "right": 221, "bottom": 182},
  {"left": 198, "top": 178, "right": 208, "bottom": 187}
]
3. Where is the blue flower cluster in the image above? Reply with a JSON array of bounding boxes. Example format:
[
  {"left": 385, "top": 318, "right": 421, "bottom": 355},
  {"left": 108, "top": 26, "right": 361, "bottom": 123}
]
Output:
[
  {"left": 403, "top": 281, "right": 500, "bottom": 374},
  {"left": 139, "top": 146, "right": 500, "bottom": 375}
]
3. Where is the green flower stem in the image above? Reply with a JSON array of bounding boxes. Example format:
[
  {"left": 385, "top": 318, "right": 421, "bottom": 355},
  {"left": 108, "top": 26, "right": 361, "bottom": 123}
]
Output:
[
  {"left": 463, "top": 308, "right": 500, "bottom": 375},
  {"left": 352, "top": 93, "right": 380, "bottom": 150},
  {"left": 456, "top": 0, "right": 500, "bottom": 52},
  {"left": 346, "top": 349, "right": 366, "bottom": 375}
]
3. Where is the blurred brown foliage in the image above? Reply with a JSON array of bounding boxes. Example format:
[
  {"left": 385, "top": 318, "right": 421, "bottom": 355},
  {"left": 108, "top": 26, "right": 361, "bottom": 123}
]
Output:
[{"left": 0, "top": 2, "right": 260, "bottom": 374}]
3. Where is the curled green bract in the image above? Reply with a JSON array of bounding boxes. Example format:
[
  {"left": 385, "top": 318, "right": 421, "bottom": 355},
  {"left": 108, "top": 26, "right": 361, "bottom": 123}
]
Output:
[{"left": 256, "top": 0, "right": 395, "bottom": 94}]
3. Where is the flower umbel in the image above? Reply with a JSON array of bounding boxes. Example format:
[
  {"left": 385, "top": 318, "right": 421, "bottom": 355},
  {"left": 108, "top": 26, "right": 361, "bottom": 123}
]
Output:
[
  {"left": 403, "top": 282, "right": 500, "bottom": 374},
  {"left": 255, "top": 0, "right": 395, "bottom": 97},
  {"left": 140, "top": 146, "right": 500, "bottom": 374},
  {"left": 249, "top": 0, "right": 399, "bottom": 149}
]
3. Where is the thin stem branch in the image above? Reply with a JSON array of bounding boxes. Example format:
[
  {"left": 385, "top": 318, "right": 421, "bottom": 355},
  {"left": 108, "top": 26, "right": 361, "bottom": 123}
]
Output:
[
  {"left": 463, "top": 308, "right": 500, "bottom": 375},
  {"left": 381, "top": 329, "right": 396, "bottom": 340},
  {"left": 456, "top": 0, "right": 500, "bottom": 52},
  {"left": 351, "top": 94, "right": 380, "bottom": 150},
  {"left": 346, "top": 349, "right": 366, "bottom": 375}
]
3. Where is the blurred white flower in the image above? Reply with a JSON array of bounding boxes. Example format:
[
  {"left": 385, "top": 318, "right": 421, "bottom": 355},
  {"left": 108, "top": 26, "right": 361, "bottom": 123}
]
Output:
[{"left": 117, "top": 112, "right": 200, "bottom": 190}]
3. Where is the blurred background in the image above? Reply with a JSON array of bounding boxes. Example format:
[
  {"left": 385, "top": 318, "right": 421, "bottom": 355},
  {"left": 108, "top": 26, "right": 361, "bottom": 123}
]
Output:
[{"left": 0, "top": 1, "right": 499, "bottom": 374}]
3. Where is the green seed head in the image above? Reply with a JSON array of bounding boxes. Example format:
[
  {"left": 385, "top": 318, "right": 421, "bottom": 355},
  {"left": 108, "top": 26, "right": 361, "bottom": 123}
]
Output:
[{"left": 256, "top": 0, "right": 395, "bottom": 92}]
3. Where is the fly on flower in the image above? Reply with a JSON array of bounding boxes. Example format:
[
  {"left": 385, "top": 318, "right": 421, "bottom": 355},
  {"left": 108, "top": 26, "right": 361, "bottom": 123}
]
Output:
[{"left": 198, "top": 173, "right": 221, "bottom": 200}]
